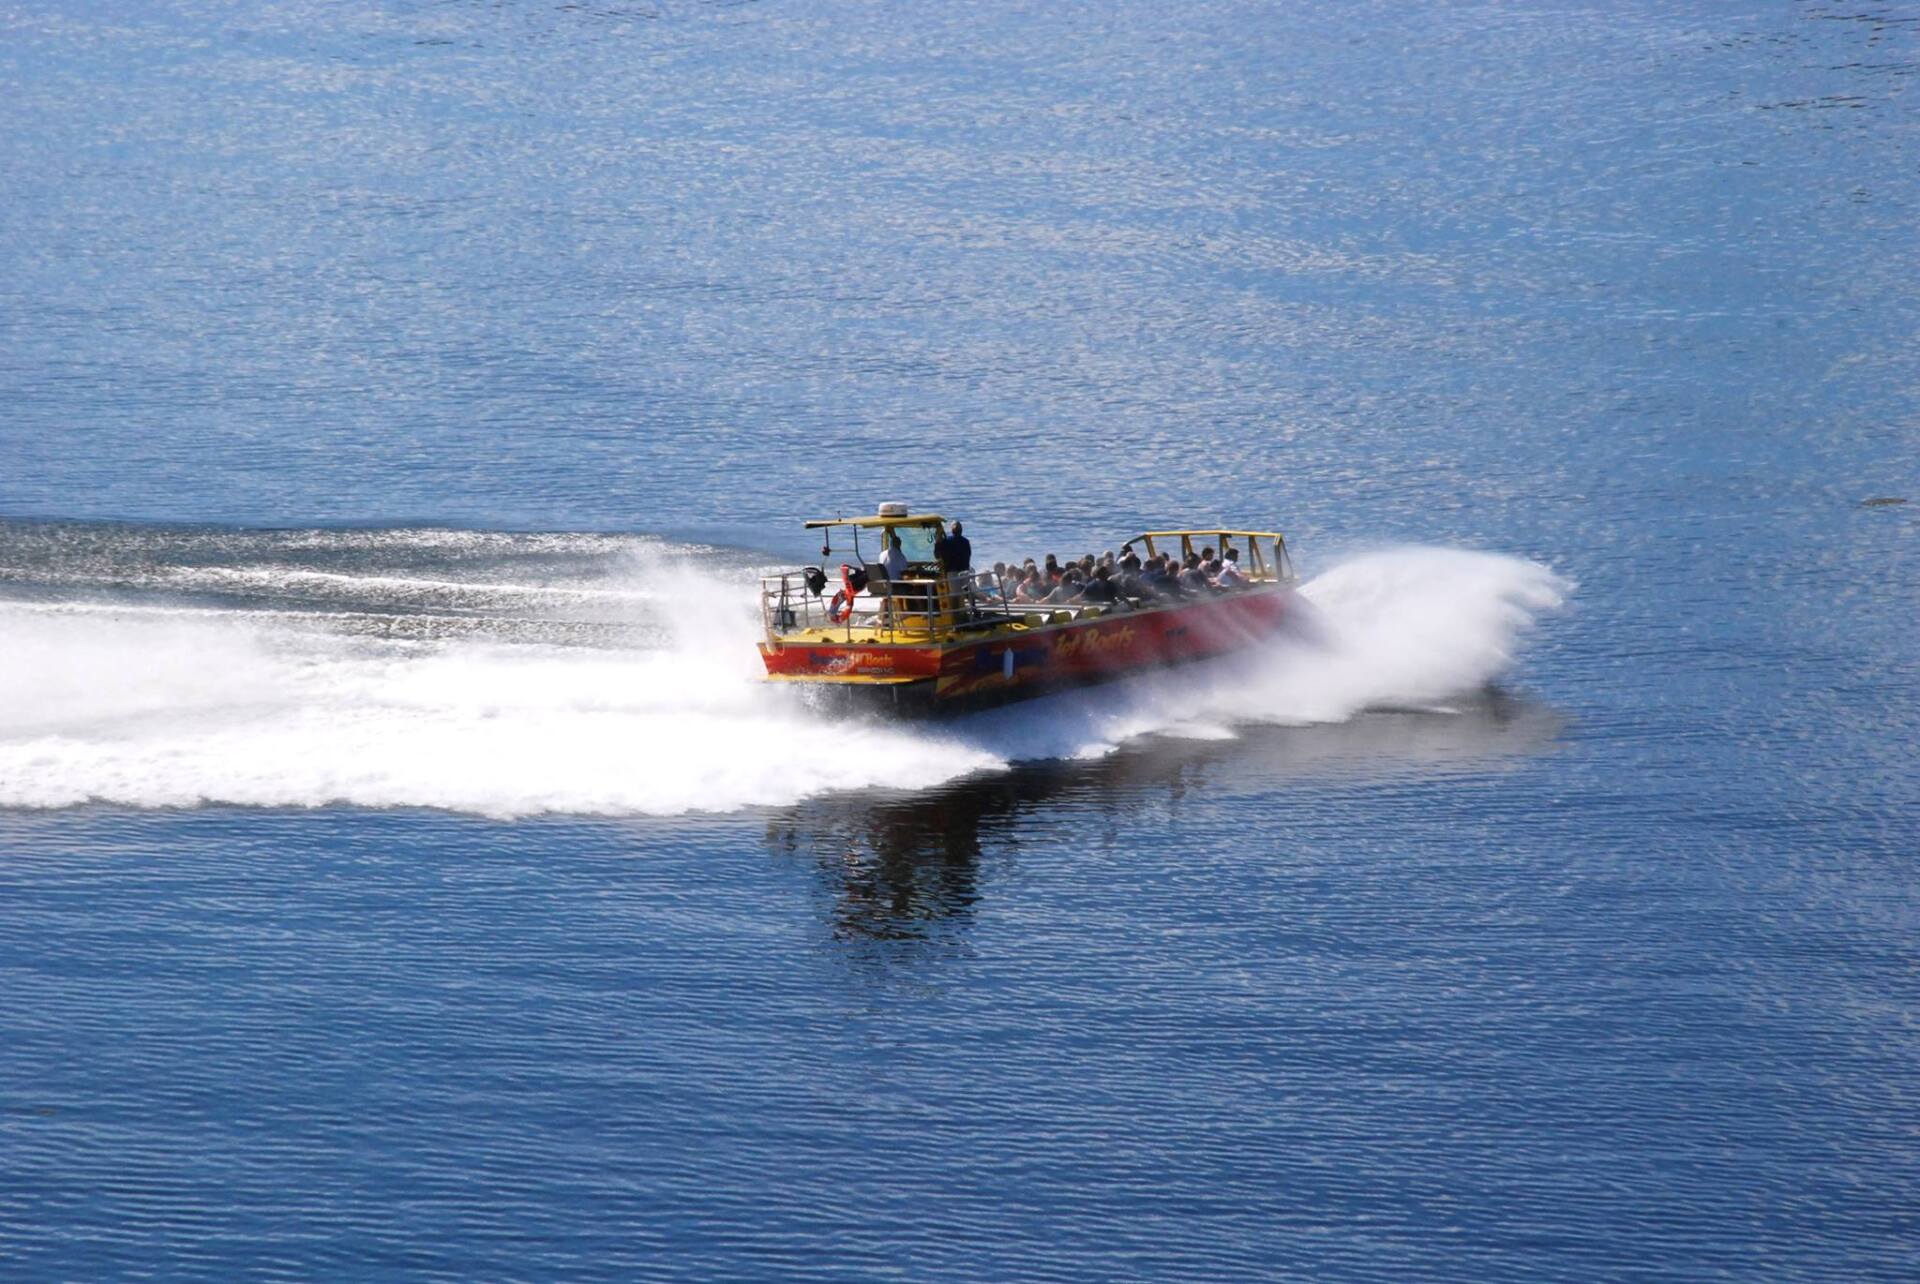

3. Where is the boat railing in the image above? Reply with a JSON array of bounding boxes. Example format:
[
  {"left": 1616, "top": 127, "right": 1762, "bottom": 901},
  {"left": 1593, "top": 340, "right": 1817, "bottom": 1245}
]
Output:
[
  {"left": 762, "top": 547, "right": 1290, "bottom": 645},
  {"left": 759, "top": 570, "right": 836, "bottom": 637},
  {"left": 1119, "top": 530, "right": 1296, "bottom": 584},
  {"left": 761, "top": 568, "right": 1007, "bottom": 644}
]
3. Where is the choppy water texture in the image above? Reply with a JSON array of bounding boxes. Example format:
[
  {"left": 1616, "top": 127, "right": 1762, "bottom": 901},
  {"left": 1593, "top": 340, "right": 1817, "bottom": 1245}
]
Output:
[{"left": 1, "top": 2, "right": 1917, "bottom": 1281}]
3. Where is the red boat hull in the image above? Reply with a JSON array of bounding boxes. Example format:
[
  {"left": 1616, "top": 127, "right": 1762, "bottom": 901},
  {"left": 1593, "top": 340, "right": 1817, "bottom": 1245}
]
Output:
[{"left": 760, "top": 587, "right": 1295, "bottom": 711}]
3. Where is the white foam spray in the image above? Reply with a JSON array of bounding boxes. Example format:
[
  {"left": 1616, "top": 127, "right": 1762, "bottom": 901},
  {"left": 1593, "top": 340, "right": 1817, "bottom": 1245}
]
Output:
[
  {"left": 0, "top": 546, "right": 1566, "bottom": 817},
  {"left": 951, "top": 546, "right": 1570, "bottom": 762}
]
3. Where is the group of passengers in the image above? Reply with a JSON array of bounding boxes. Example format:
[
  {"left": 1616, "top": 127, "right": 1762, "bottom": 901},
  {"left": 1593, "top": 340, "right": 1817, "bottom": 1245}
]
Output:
[{"left": 985, "top": 545, "right": 1248, "bottom": 609}]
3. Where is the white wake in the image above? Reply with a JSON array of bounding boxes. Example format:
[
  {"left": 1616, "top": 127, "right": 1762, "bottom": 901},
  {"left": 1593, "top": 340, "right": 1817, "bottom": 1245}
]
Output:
[{"left": 0, "top": 547, "right": 1568, "bottom": 817}]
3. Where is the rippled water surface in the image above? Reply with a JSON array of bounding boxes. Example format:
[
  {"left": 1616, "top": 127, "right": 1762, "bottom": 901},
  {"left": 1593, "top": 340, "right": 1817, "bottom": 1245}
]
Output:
[{"left": 2, "top": 2, "right": 1916, "bottom": 1281}]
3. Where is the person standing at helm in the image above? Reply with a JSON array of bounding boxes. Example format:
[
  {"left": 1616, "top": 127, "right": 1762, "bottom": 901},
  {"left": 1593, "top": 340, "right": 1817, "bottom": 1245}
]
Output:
[{"left": 878, "top": 529, "right": 909, "bottom": 581}]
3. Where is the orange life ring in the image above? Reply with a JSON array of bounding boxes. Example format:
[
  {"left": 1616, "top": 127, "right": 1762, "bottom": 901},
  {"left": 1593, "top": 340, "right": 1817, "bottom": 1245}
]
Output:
[{"left": 828, "top": 564, "right": 858, "bottom": 623}]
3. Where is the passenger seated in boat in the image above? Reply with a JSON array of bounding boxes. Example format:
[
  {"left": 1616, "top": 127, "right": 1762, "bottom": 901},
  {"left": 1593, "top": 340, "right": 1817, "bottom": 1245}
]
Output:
[
  {"left": 1013, "top": 570, "right": 1048, "bottom": 604},
  {"left": 1213, "top": 555, "right": 1246, "bottom": 588},
  {"left": 1045, "top": 570, "right": 1084, "bottom": 604},
  {"left": 1042, "top": 553, "right": 1062, "bottom": 585},
  {"left": 1112, "top": 553, "right": 1144, "bottom": 599},
  {"left": 1179, "top": 558, "right": 1211, "bottom": 592},
  {"left": 1079, "top": 565, "right": 1118, "bottom": 604},
  {"left": 1140, "top": 556, "right": 1176, "bottom": 598}
]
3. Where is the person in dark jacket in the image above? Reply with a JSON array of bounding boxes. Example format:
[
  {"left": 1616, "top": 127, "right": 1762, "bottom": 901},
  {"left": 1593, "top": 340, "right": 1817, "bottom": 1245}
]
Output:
[{"left": 934, "top": 521, "right": 972, "bottom": 573}]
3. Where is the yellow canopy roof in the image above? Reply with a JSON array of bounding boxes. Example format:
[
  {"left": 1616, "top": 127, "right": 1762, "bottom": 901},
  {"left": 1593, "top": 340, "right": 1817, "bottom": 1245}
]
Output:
[{"left": 803, "top": 514, "right": 947, "bottom": 530}]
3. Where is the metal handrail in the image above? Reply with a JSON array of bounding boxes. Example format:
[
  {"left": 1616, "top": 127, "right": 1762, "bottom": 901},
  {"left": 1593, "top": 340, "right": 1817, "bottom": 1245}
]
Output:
[
  {"left": 1119, "top": 530, "right": 1294, "bottom": 583},
  {"left": 760, "top": 568, "right": 994, "bottom": 644},
  {"left": 762, "top": 548, "right": 1286, "bottom": 646}
]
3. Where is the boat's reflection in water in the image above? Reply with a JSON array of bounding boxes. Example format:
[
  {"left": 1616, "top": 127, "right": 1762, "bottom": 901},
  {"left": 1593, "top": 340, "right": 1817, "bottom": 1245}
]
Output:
[{"left": 765, "top": 691, "right": 1565, "bottom": 944}]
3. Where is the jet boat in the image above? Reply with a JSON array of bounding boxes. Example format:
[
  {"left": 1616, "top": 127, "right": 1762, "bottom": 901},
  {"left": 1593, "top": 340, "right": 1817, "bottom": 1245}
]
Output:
[{"left": 758, "top": 504, "right": 1300, "bottom": 713}]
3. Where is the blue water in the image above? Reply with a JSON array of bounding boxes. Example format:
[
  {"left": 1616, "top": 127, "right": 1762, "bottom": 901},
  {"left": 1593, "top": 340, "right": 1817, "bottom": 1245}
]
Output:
[{"left": 2, "top": 2, "right": 1916, "bottom": 1280}]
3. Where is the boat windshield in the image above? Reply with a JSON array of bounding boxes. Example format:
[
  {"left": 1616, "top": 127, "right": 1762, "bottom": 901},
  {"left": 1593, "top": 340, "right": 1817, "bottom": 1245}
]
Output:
[{"left": 889, "top": 524, "right": 940, "bottom": 564}]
